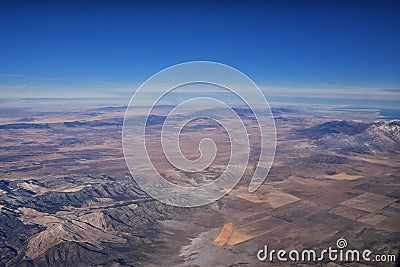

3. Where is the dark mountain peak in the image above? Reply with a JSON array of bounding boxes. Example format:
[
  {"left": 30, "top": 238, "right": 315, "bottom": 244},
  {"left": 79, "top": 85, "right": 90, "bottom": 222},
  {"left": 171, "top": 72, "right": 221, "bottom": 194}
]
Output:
[{"left": 300, "top": 120, "right": 371, "bottom": 140}]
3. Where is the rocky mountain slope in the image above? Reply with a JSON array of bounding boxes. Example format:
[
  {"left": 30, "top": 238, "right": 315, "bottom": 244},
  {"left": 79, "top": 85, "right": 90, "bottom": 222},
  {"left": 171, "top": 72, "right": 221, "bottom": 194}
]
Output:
[
  {"left": 299, "top": 120, "right": 400, "bottom": 153},
  {"left": 0, "top": 175, "right": 186, "bottom": 266}
]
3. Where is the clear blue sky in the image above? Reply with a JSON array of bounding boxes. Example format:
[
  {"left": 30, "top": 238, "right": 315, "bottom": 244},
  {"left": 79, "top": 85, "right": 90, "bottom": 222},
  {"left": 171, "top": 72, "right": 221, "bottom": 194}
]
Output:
[{"left": 0, "top": 0, "right": 399, "bottom": 98}]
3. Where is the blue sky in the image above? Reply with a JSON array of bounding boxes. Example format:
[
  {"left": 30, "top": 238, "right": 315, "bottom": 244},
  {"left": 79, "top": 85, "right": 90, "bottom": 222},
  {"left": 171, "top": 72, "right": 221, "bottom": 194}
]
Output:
[{"left": 0, "top": 0, "right": 399, "bottom": 98}]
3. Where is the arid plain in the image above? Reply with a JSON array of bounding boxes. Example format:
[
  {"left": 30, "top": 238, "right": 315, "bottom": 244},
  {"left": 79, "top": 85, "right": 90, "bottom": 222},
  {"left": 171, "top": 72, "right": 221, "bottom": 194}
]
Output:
[{"left": 0, "top": 100, "right": 399, "bottom": 266}]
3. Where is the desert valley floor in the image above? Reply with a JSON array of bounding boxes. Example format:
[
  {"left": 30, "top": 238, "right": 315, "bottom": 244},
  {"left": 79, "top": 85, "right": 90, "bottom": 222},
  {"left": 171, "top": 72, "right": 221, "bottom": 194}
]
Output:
[{"left": 0, "top": 101, "right": 399, "bottom": 266}]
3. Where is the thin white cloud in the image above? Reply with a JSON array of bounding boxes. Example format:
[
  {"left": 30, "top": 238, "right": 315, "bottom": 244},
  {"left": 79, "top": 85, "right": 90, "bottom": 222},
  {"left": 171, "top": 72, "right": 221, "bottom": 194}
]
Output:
[
  {"left": 0, "top": 74, "right": 23, "bottom": 77},
  {"left": 39, "top": 77, "right": 64, "bottom": 81}
]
